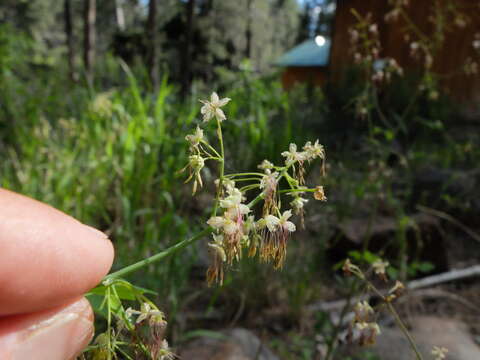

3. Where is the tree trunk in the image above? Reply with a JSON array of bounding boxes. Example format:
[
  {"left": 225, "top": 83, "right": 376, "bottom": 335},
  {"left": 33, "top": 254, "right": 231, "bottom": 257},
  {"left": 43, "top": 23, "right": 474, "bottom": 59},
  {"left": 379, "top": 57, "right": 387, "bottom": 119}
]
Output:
[
  {"left": 64, "top": 0, "right": 76, "bottom": 82},
  {"left": 146, "top": 0, "right": 158, "bottom": 91},
  {"left": 181, "top": 0, "right": 195, "bottom": 99},
  {"left": 115, "top": 0, "right": 126, "bottom": 31},
  {"left": 83, "top": 0, "right": 96, "bottom": 85},
  {"left": 245, "top": 0, "right": 252, "bottom": 59}
]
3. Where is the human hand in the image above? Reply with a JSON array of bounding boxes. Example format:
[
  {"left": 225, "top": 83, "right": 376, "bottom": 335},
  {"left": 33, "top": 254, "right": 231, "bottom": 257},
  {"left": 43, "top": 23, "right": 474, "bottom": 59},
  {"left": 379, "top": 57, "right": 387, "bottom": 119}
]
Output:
[{"left": 0, "top": 189, "right": 114, "bottom": 359}]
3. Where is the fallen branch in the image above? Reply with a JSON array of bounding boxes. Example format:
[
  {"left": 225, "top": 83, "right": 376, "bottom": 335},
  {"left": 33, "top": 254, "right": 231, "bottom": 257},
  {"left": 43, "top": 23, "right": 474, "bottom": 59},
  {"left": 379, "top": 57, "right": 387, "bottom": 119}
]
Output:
[
  {"left": 407, "top": 265, "right": 480, "bottom": 290},
  {"left": 308, "top": 265, "right": 480, "bottom": 313}
]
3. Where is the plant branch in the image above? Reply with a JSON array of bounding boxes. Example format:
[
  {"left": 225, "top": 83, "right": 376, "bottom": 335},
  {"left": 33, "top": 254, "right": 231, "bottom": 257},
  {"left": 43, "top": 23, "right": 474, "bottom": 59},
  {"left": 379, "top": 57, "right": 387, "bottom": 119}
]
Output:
[{"left": 104, "top": 227, "right": 213, "bottom": 281}]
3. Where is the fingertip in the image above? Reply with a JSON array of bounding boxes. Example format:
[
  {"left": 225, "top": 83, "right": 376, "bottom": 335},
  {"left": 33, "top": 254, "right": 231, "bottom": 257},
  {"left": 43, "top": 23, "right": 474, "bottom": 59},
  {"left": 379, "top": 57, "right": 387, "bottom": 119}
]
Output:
[
  {"left": 0, "top": 189, "right": 115, "bottom": 315},
  {"left": 0, "top": 297, "right": 94, "bottom": 360}
]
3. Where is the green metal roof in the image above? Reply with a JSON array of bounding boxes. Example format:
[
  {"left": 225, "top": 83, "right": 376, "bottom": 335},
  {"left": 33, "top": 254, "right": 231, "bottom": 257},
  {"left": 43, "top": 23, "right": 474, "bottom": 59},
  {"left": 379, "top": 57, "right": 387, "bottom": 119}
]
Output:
[{"left": 276, "top": 37, "right": 331, "bottom": 67}]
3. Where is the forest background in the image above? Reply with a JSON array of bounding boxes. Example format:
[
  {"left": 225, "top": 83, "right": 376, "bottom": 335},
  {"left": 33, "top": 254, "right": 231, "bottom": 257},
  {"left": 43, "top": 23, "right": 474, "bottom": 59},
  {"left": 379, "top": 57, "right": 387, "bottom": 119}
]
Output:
[{"left": 1, "top": 0, "right": 480, "bottom": 359}]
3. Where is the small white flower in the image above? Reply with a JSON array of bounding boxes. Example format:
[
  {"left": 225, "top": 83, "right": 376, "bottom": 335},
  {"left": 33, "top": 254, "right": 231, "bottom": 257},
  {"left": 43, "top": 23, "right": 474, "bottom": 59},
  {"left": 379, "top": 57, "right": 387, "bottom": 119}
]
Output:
[
  {"left": 200, "top": 92, "right": 231, "bottom": 122},
  {"left": 473, "top": 39, "right": 480, "bottom": 50},
  {"left": 128, "top": 303, "right": 163, "bottom": 324},
  {"left": 303, "top": 140, "right": 325, "bottom": 160},
  {"left": 258, "top": 159, "right": 274, "bottom": 171},
  {"left": 260, "top": 171, "right": 278, "bottom": 190},
  {"left": 354, "top": 301, "right": 374, "bottom": 322},
  {"left": 264, "top": 215, "right": 280, "bottom": 232},
  {"left": 207, "top": 216, "right": 225, "bottom": 229},
  {"left": 431, "top": 346, "right": 448, "bottom": 360},
  {"left": 185, "top": 126, "right": 204, "bottom": 147},
  {"left": 281, "top": 143, "right": 306, "bottom": 166},
  {"left": 355, "top": 321, "right": 381, "bottom": 345},
  {"left": 220, "top": 193, "right": 242, "bottom": 209},
  {"left": 237, "top": 204, "right": 250, "bottom": 215},
  {"left": 291, "top": 196, "right": 308, "bottom": 211},
  {"left": 279, "top": 210, "right": 296, "bottom": 232},
  {"left": 372, "top": 259, "right": 389, "bottom": 276},
  {"left": 355, "top": 321, "right": 381, "bottom": 335}
]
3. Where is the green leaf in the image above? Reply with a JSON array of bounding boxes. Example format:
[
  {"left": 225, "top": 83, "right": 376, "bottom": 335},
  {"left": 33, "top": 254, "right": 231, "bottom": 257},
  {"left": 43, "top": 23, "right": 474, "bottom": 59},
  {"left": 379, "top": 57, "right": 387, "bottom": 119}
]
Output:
[{"left": 88, "top": 279, "right": 156, "bottom": 300}]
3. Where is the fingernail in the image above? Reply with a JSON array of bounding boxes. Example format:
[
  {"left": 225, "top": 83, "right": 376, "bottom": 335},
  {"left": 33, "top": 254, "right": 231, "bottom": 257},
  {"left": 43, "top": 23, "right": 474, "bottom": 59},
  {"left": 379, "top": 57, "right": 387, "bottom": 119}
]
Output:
[
  {"left": 12, "top": 299, "right": 93, "bottom": 360},
  {"left": 82, "top": 223, "right": 109, "bottom": 240}
]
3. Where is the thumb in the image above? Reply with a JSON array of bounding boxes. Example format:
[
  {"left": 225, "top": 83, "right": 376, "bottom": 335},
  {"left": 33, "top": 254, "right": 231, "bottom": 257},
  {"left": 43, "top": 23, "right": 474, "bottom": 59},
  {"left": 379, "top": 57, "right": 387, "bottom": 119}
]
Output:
[{"left": 0, "top": 298, "right": 94, "bottom": 360}]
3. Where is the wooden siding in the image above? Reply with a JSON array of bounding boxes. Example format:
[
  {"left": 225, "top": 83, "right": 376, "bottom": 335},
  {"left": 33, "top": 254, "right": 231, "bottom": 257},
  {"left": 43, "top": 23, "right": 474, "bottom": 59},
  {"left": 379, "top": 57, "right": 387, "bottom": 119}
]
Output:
[
  {"left": 330, "top": 0, "right": 480, "bottom": 117},
  {"left": 281, "top": 67, "right": 328, "bottom": 90}
]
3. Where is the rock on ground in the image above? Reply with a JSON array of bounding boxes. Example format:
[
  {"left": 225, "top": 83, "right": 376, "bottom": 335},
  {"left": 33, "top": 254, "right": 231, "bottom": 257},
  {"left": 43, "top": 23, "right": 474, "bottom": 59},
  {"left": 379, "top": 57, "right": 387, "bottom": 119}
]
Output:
[
  {"left": 342, "top": 316, "right": 480, "bottom": 360},
  {"left": 178, "top": 328, "right": 279, "bottom": 360}
]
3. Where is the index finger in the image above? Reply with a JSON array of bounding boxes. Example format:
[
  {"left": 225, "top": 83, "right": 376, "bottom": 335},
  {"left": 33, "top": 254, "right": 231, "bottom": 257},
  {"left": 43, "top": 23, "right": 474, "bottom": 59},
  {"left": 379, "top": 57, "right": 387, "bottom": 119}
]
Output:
[{"left": 0, "top": 189, "right": 114, "bottom": 315}]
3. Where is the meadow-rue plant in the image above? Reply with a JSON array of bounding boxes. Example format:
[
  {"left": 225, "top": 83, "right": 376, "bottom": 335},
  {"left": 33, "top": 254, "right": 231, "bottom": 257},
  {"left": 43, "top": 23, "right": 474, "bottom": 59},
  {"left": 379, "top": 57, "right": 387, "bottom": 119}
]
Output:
[
  {"left": 85, "top": 92, "right": 328, "bottom": 359},
  {"left": 341, "top": 258, "right": 426, "bottom": 360}
]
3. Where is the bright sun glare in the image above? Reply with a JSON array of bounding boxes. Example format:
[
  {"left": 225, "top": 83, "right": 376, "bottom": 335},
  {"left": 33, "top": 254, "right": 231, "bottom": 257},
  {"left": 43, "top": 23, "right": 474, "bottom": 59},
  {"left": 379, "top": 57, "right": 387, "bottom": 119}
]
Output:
[{"left": 315, "top": 35, "right": 326, "bottom": 46}]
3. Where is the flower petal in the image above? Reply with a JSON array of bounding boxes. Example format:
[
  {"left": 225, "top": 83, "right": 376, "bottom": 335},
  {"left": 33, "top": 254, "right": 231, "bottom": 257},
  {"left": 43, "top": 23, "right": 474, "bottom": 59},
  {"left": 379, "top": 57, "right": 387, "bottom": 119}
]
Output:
[
  {"left": 218, "top": 97, "right": 231, "bottom": 106},
  {"left": 284, "top": 221, "right": 296, "bottom": 232},
  {"left": 211, "top": 92, "right": 219, "bottom": 103},
  {"left": 207, "top": 216, "right": 225, "bottom": 229},
  {"left": 215, "top": 108, "right": 226, "bottom": 121}
]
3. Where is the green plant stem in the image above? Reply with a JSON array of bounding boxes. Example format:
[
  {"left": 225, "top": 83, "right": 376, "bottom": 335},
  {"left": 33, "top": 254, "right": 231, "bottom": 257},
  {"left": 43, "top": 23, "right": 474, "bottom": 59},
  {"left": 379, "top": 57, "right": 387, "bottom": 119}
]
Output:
[
  {"left": 104, "top": 228, "right": 213, "bottom": 281},
  {"left": 386, "top": 302, "right": 424, "bottom": 360},
  {"left": 278, "top": 188, "right": 315, "bottom": 194},
  {"left": 225, "top": 172, "right": 264, "bottom": 178},
  {"left": 367, "top": 282, "right": 424, "bottom": 360},
  {"left": 212, "top": 118, "right": 225, "bottom": 216},
  {"left": 201, "top": 141, "right": 221, "bottom": 158},
  {"left": 247, "top": 192, "right": 264, "bottom": 208}
]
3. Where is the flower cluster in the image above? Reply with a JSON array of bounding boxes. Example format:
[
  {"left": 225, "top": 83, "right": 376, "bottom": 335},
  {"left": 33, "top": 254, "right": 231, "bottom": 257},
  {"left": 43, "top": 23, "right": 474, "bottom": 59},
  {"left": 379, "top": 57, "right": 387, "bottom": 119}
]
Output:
[
  {"left": 206, "top": 183, "right": 252, "bottom": 284},
  {"left": 183, "top": 92, "right": 328, "bottom": 285},
  {"left": 125, "top": 302, "right": 174, "bottom": 360},
  {"left": 349, "top": 301, "right": 381, "bottom": 346},
  {"left": 182, "top": 92, "right": 231, "bottom": 194},
  {"left": 342, "top": 259, "right": 416, "bottom": 351},
  {"left": 281, "top": 140, "right": 325, "bottom": 184},
  {"left": 372, "top": 58, "right": 403, "bottom": 84},
  {"left": 92, "top": 297, "right": 175, "bottom": 360},
  {"left": 349, "top": 15, "right": 382, "bottom": 67}
]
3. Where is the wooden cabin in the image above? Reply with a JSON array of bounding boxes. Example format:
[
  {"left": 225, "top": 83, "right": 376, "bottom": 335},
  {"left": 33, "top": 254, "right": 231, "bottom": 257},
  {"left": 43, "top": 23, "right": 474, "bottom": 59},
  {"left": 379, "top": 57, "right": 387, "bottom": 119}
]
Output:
[
  {"left": 278, "top": 0, "right": 480, "bottom": 117},
  {"left": 277, "top": 36, "right": 331, "bottom": 89}
]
